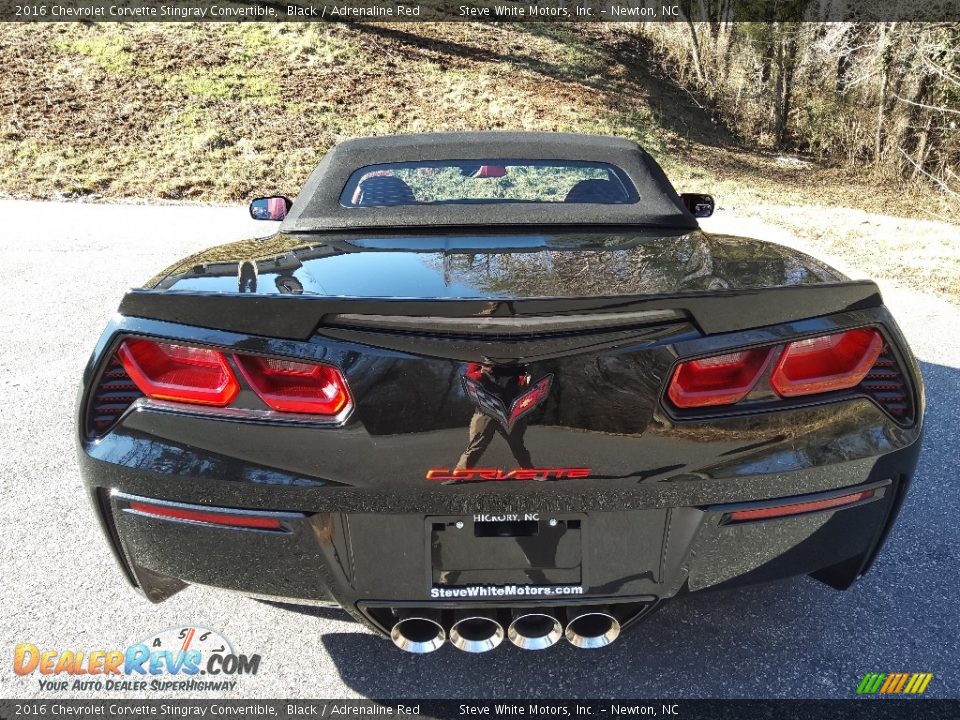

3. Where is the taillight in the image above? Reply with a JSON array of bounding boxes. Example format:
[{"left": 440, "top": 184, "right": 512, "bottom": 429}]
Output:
[
  {"left": 118, "top": 339, "right": 239, "bottom": 406},
  {"left": 234, "top": 355, "right": 351, "bottom": 415},
  {"left": 92, "top": 338, "right": 353, "bottom": 430},
  {"left": 770, "top": 329, "right": 883, "bottom": 397},
  {"left": 666, "top": 327, "right": 902, "bottom": 415},
  {"left": 667, "top": 348, "right": 771, "bottom": 408}
]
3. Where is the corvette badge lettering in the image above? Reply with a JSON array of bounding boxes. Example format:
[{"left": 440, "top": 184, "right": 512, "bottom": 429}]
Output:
[{"left": 426, "top": 467, "right": 591, "bottom": 481}]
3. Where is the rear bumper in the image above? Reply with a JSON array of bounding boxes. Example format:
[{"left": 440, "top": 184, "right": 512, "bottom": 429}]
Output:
[{"left": 80, "top": 439, "right": 920, "bottom": 635}]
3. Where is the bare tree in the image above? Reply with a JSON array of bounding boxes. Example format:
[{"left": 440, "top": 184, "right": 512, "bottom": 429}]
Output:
[{"left": 635, "top": 20, "right": 959, "bottom": 193}]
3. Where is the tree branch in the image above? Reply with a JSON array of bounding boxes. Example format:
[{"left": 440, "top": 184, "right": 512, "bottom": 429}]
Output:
[
  {"left": 899, "top": 148, "right": 958, "bottom": 196},
  {"left": 891, "top": 93, "right": 960, "bottom": 116}
]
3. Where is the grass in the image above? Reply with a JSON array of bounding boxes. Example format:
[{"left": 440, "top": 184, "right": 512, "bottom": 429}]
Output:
[
  {"left": 0, "top": 22, "right": 956, "bottom": 301},
  {"left": 0, "top": 23, "right": 687, "bottom": 200},
  {"left": 56, "top": 28, "right": 134, "bottom": 74}
]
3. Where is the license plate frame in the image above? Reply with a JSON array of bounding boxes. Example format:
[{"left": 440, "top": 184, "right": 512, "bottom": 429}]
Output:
[{"left": 427, "top": 512, "right": 585, "bottom": 587}]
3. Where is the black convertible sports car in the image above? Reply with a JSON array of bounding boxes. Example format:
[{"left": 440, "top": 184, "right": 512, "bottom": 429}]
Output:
[{"left": 78, "top": 132, "right": 923, "bottom": 654}]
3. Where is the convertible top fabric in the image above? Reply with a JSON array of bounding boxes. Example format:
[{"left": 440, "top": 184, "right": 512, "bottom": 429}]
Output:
[{"left": 280, "top": 132, "right": 698, "bottom": 232}]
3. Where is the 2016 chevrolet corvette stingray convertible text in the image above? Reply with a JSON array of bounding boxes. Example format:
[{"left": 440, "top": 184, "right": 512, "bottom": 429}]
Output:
[{"left": 78, "top": 132, "right": 923, "bottom": 653}]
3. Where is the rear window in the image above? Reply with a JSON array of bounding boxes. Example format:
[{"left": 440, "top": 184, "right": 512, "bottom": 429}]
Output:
[{"left": 340, "top": 160, "right": 639, "bottom": 207}]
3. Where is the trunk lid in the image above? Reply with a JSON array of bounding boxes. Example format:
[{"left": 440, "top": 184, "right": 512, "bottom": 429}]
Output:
[{"left": 148, "top": 228, "right": 847, "bottom": 299}]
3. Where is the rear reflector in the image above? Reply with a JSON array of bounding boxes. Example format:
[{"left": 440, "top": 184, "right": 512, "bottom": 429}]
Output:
[
  {"left": 726, "top": 489, "right": 875, "bottom": 523},
  {"left": 771, "top": 328, "right": 883, "bottom": 397},
  {"left": 667, "top": 348, "right": 771, "bottom": 408},
  {"left": 128, "top": 501, "right": 282, "bottom": 530},
  {"left": 118, "top": 339, "right": 239, "bottom": 406},
  {"left": 234, "top": 354, "right": 352, "bottom": 415}
]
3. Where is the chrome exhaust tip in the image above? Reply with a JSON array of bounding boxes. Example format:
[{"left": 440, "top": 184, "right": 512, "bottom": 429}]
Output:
[
  {"left": 390, "top": 613, "right": 446, "bottom": 654},
  {"left": 448, "top": 612, "right": 504, "bottom": 653},
  {"left": 507, "top": 611, "right": 564, "bottom": 650},
  {"left": 564, "top": 609, "right": 621, "bottom": 649}
]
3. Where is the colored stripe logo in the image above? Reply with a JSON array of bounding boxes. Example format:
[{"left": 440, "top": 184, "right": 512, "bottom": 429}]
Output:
[{"left": 857, "top": 673, "right": 933, "bottom": 694}]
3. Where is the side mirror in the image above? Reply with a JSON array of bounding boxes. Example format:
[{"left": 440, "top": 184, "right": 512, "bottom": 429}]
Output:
[
  {"left": 249, "top": 196, "right": 293, "bottom": 221},
  {"left": 680, "top": 193, "right": 714, "bottom": 218}
]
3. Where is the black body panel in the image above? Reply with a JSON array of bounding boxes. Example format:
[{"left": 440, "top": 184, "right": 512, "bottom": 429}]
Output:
[{"left": 146, "top": 228, "right": 847, "bottom": 297}]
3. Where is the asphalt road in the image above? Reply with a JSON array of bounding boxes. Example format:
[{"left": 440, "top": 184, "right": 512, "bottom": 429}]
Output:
[{"left": 0, "top": 199, "right": 957, "bottom": 699}]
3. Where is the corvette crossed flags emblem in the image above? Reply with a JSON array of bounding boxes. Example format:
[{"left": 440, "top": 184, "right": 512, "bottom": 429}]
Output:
[{"left": 461, "top": 374, "right": 553, "bottom": 432}]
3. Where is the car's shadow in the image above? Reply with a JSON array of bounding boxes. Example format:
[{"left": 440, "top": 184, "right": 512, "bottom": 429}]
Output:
[
  {"left": 314, "top": 360, "right": 954, "bottom": 699},
  {"left": 255, "top": 599, "right": 355, "bottom": 623}
]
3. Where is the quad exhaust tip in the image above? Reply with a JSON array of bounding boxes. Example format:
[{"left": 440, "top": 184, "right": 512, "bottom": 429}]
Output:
[
  {"left": 390, "top": 614, "right": 446, "bottom": 654},
  {"left": 508, "top": 612, "right": 564, "bottom": 650},
  {"left": 388, "top": 606, "right": 623, "bottom": 653},
  {"left": 564, "top": 610, "right": 621, "bottom": 649},
  {"left": 448, "top": 613, "right": 505, "bottom": 653}
]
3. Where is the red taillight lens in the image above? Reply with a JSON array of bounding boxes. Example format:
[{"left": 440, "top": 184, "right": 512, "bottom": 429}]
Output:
[
  {"left": 118, "top": 339, "right": 239, "bottom": 406},
  {"left": 667, "top": 348, "right": 772, "bottom": 408},
  {"left": 770, "top": 329, "right": 883, "bottom": 397},
  {"left": 234, "top": 355, "right": 351, "bottom": 416}
]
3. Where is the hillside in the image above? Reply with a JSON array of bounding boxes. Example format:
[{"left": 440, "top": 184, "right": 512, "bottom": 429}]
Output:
[{"left": 1, "top": 22, "right": 956, "bottom": 300}]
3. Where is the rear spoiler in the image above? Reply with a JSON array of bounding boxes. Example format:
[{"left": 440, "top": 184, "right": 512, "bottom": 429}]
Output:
[{"left": 118, "top": 281, "right": 882, "bottom": 341}]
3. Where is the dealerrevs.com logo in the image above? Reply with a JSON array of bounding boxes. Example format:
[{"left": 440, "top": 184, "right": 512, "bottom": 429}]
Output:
[{"left": 13, "top": 626, "right": 261, "bottom": 693}]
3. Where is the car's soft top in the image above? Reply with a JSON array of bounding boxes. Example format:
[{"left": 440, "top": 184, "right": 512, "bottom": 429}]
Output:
[{"left": 280, "top": 132, "right": 697, "bottom": 232}]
